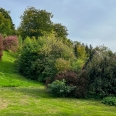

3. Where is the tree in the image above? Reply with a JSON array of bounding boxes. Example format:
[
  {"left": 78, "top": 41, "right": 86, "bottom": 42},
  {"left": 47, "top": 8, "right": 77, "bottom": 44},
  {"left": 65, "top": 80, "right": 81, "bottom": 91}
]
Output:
[
  {"left": 85, "top": 46, "right": 116, "bottom": 98},
  {"left": 0, "top": 7, "right": 15, "bottom": 35},
  {"left": 73, "top": 41, "right": 87, "bottom": 60},
  {"left": 16, "top": 33, "right": 75, "bottom": 82},
  {"left": 3, "top": 36, "right": 19, "bottom": 52},
  {"left": 53, "top": 23, "right": 68, "bottom": 38},
  {"left": 18, "top": 7, "right": 53, "bottom": 39}
]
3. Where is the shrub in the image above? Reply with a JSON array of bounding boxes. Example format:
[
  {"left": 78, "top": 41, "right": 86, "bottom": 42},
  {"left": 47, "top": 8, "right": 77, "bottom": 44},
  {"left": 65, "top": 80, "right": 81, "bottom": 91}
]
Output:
[
  {"left": 54, "top": 70, "right": 88, "bottom": 98},
  {"left": 55, "top": 58, "right": 71, "bottom": 72},
  {"left": 3, "top": 36, "right": 18, "bottom": 52},
  {"left": 16, "top": 34, "right": 75, "bottom": 82},
  {"left": 85, "top": 46, "right": 116, "bottom": 98},
  {"left": 72, "top": 59, "right": 85, "bottom": 72},
  {"left": 31, "top": 55, "right": 57, "bottom": 82},
  {"left": 102, "top": 97, "right": 116, "bottom": 106},
  {"left": 16, "top": 37, "right": 40, "bottom": 80},
  {"left": 0, "top": 34, "right": 3, "bottom": 60},
  {"left": 17, "top": 36, "right": 23, "bottom": 53},
  {"left": 74, "top": 70, "right": 89, "bottom": 98},
  {"left": 47, "top": 79, "right": 75, "bottom": 97},
  {"left": 16, "top": 36, "right": 57, "bottom": 82},
  {"left": 55, "top": 71, "right": 78, "bottom": 86}
]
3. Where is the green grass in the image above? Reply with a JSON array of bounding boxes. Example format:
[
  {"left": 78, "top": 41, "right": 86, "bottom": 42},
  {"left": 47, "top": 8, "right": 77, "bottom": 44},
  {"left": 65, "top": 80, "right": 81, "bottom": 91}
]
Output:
[
  {"left": 0, "top": 51, "right": 116, "bottom": 116},
  {"left": 0, "top": 51, "right": 41, "bottom": 87}
]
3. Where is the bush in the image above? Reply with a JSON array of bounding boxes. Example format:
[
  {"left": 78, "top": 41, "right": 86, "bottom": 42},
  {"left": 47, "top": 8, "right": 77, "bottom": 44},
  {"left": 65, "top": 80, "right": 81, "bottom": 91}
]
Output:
[
  {"left": 16, "top": 37, "right": 40, "bottom": 80},
  {"left": 16, "top": 34, "right": 75, "bottom": 82},
  {"left": 54, "top": 70, "right": 88, "bottom": 98},
  {"left": 3, "top": 36, "right": 18, "bottom": 52},
  {"left": 0, "top": 34, "right": 3, "bottom": 60},
  {"left": 102, "top": 97, "right": 116, "bottom": 106},
  {"left": 72, "top": 59, "right": 85, "bottom": 72},
  {"left": 55, "top": 58, "right": 71, "bottom": 72},
  {"left": 31, "top": 55, "right": 57, "bottom": 82},
  {"left": 16, "top": 36, "right": 57, "bottom": 82},
  {"left": 47, "top": 79, "right": 75, "bottom": 97},
  {"left": 74, "top": 70, "right": 89, "bottom": 98},
  {"left": 85, "top": 46, "right": 116, "bottom": 98}
]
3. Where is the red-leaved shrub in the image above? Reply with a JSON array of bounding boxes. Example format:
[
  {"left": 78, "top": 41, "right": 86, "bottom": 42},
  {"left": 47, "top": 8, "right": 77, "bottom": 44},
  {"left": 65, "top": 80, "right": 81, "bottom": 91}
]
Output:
[
  {"left": 3, "top": 36, "right": 18, "bottom": 52},
  {"left": 54, "top": 70, "right": 88, "bottom": 98},
  {"left": 0, "top": 34, "right": 3, "bottom": 60},
  {"left": 73, "top": 70, "right": 89, "bottom": 98},
  {"left": 55, "top": 71, "right": 78, "bottom": 86}
]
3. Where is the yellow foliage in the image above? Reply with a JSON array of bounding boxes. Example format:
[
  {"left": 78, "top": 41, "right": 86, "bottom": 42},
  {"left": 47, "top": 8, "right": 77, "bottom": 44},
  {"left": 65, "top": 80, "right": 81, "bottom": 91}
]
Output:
[{"left": 55, "top": 58, "right": 71, "bottom": 72}]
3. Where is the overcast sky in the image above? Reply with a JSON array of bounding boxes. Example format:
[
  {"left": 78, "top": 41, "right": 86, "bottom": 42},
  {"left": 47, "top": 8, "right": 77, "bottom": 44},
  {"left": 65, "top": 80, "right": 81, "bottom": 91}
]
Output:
[{"left": 1, "top": 0, "right": 116, "bottom": 52}]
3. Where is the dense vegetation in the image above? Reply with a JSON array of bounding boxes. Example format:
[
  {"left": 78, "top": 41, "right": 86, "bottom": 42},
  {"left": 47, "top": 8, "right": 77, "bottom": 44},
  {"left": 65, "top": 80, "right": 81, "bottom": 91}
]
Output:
[
  {"left": 0, "top": 51, "right": 116, "bottom": 116},
  {"left": 0, "top": 6, "right": 116, "bottom": 109},
  {"left": 0, "top": 8, "right": 15, "bottom": 35}
]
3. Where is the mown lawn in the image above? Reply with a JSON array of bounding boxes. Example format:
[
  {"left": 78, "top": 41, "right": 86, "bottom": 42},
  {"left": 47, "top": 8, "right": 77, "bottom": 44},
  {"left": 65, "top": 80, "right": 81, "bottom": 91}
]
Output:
[{"left": 0, "top": 51, "right": 116, "bottom": 116}]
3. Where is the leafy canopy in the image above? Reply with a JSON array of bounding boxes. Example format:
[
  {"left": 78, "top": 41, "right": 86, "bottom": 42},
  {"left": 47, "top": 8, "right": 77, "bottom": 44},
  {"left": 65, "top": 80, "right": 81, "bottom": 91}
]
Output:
[
  {"left": 18, "top": 7, "right": 53, "bottom": 39},
  {"left": 0, "top": 7, "right": 15, "bottom": 35}
]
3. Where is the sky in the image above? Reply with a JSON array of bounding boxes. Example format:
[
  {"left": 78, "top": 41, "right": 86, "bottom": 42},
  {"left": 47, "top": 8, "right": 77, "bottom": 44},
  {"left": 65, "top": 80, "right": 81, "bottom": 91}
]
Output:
[{"left": 0, "top": 0, "right": 116, "bottom": 52}]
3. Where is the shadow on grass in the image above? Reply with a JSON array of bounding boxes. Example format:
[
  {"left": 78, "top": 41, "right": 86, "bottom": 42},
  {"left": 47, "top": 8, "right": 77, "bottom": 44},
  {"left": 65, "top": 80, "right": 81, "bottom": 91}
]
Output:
[
  {"left": 0, "top": 60, "right": 16, "bottom": 74},
  {"left": 8, "top": 87, "right": 53, "bottom": 99}
]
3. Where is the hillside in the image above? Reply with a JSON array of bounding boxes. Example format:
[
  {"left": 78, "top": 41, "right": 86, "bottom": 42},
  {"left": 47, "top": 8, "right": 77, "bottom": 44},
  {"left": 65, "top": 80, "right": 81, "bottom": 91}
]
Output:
[
  {"left": 0, "top": 51, "right": 116, "bottom": 116},
  {"left": 0, "top": 51, "right": 41, "bottom": 87}
]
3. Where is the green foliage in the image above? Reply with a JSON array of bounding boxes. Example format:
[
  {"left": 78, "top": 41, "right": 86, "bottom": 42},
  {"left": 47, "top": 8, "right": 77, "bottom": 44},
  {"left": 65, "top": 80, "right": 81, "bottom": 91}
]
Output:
[
  {"left": 18, "top": 7, "right": 53, "bottom": 39},
  {"left": 85, "top": 46, "right": 116, "bottom": 98},
  {"left": 40, "top": 33, "right": 75, "bottom": 60},
  {"left": 17, "top": 36, "right": 23, "bottom": 52},
  {"left": 0, "top": 50, "right": 116, "bottom": 116},
  {"left": 53, "top": 23, "right": 68, "bottom": 38},
  {"left": 0, "top": 13, "right": 11, "bottom": 35},
  {"left": 85, "top": 44, "right": 94, "bottom": 59},
  {"left": 16, "top": 37, "right": 40, "bottom": 80},
  {"left": 55, "top": 58, "right": 71, "bottom": 72},
  {"left": 47, "top": 79, "right": 75, "bottom": 97},
  {"left": 0, "top": 34, "right": 3, "bottom": 60},
  {"left": 72, "top": 59, "right": 85, "bottom": 72},
  {"left": 16, "top": 33, "right": 75, "bottom": 82},
  {"left": 0, "top": 7, "right": 15, "bottom": 35},
  {"left": 102, "top": 97, "right": 116, "bottom": 106},
  {"left": 16, "top": 35, "right": 55, "bottom": 82},
  {"left": 74, "top": 41, "right": 87, "bottom": 60}
]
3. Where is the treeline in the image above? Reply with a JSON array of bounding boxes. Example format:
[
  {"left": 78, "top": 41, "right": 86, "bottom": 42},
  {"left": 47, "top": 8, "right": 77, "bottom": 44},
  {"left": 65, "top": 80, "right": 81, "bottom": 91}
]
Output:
[{"left": 0, "top": 7, "right": 116, "bottom": 99}]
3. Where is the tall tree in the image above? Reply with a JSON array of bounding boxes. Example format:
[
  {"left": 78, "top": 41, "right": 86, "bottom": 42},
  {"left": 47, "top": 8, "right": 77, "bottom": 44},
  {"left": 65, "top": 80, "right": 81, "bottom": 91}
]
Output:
[
  {"left": 18, "top": 7, "right": 53, "bottom": 39},
  {"left": 0, "top": 7, "right": 15, "bottom": 35},
  {"left": 73, "top": 41, "right": 87, "bottom": 60},
  {"left": 53, "top": 23, "right": 68, "bottom": 38}
]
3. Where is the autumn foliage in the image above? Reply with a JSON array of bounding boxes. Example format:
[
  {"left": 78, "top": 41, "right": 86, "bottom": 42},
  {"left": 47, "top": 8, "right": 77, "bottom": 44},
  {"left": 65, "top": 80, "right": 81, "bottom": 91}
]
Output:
[
  {"left": 54, "top": 70, "right": 88, "bottom": 98},
  {"left": 3, "top": 36, "right": 18, "bottom": 52}
]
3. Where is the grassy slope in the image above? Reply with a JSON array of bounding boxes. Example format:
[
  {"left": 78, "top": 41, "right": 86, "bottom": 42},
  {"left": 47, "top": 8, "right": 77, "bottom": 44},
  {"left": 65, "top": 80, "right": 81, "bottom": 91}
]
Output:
[
  {"left": 0, "top": 51, "right": 116, "bottom": 116},
  {"left": 0, "top": 51, "right": 41, "bottom": 87}
]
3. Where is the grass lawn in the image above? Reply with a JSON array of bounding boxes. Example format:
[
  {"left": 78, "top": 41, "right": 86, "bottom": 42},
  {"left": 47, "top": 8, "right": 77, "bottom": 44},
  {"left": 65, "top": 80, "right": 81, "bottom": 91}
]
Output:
[{"left": 0, "top": 51, "right": 116, "bottom": 116}]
